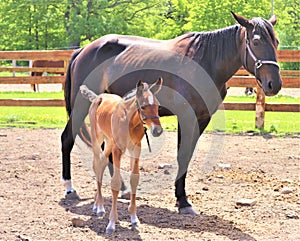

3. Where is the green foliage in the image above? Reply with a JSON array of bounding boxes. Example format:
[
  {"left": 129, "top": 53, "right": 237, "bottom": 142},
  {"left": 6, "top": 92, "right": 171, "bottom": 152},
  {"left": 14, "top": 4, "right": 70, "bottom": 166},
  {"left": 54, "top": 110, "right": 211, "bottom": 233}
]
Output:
[{"left": 0, "top": 0, "right": 298, "bottom": 50}]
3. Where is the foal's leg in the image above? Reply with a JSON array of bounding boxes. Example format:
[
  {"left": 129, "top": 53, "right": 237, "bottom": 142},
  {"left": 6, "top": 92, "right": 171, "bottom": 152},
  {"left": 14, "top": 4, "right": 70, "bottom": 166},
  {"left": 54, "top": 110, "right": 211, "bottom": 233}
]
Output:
[
  {"left": 128, "top": 146, "right": 141, "bottom": 229},
  {"left": 106, "top": 146, "right": 122, "bottom": 234},
  {"left": 92, "top": 136, "right": 110, "bottom": 217},
  {"left": 107, "top": 153, "right": 129, "bottom": 198}
]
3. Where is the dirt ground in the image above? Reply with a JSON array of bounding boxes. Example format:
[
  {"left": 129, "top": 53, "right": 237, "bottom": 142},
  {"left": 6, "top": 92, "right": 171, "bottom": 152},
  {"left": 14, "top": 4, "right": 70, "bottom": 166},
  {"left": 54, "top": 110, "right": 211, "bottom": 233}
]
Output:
[{"left": 0, "top": 128, "right": 299, "bottom": 241}]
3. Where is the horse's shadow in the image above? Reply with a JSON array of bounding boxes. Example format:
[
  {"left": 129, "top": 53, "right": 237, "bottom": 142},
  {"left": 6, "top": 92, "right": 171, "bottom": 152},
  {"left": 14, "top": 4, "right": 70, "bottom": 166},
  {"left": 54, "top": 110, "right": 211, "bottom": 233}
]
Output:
[{"left": 59, "top": 196, "right": 257, "bottom": 241}]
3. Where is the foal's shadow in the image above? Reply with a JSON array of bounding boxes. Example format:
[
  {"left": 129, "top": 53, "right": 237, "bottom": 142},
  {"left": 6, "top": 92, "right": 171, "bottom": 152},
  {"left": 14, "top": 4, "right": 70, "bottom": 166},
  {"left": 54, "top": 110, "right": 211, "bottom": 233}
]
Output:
[{"left": 59, "top": 197, "right": 257, "bottom": 241}]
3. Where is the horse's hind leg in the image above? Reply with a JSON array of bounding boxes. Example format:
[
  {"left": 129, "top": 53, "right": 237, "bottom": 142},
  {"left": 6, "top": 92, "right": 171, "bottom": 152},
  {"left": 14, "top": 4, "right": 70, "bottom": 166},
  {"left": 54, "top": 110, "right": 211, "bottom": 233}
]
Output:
[
  {"left": 61, "top": 119, "right": 77, "bottom": 197},
  {"left": 61, "top": 97, "right": 90, "bottom": 198}
]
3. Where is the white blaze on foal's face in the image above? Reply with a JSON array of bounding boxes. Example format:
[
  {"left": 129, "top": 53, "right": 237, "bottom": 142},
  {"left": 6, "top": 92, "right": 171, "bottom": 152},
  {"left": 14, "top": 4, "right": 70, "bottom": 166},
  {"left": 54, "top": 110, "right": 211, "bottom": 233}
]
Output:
[{"left": 147, "top": 91, "right": 154, "bottom": 105}]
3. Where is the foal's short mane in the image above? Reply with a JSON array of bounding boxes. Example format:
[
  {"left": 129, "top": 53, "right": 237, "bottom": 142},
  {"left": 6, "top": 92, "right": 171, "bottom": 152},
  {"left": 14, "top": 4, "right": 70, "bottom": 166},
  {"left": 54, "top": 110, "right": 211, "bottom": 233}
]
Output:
[{"left": 123, "top": 89, "right": 137, "bottom": 101}]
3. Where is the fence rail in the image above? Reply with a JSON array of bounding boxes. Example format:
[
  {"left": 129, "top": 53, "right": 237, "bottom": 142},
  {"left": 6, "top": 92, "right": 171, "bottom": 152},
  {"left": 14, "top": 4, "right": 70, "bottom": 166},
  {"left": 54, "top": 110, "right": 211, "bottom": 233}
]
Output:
[{"left": 0, "top": 49, "right": 299, "bottom": 129}]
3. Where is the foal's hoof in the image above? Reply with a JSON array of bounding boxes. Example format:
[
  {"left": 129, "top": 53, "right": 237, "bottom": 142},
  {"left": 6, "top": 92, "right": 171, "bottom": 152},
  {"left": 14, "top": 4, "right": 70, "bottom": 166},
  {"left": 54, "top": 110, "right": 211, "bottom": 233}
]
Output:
[
  {"left": 179, "top": 206, "right": 197, "bottom": 215},
  {"left": 131, "top": 222, "right": 140, "bottom": 231},
  {"left": 105, "top": 228, "right": 115, "bottom": 234},
  {"left": 65, "top": 190, "right": 80, "bottom": 200},
  {"left": 120, "top": 190, "right": 131, "bottom": 200},
  {"left": 97, "top": 211, "right": 105, "bottom": 217}
]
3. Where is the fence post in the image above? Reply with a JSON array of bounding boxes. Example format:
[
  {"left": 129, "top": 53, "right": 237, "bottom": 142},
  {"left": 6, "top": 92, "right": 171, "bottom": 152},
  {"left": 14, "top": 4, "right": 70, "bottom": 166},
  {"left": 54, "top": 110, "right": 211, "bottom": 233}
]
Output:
[
  {"left": 255, "top": 85, "right": 266, "bottom": 129},
  {"left": 12, "top": 60, "right": 16, "bottom": 77}
]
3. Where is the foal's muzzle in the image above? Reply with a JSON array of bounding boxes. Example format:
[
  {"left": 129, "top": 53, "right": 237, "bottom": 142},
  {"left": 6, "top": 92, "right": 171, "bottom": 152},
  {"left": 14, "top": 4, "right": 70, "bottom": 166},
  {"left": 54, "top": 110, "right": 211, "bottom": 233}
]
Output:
[{"left": 151, "top": 125, "right": 163, "bottom": 137}]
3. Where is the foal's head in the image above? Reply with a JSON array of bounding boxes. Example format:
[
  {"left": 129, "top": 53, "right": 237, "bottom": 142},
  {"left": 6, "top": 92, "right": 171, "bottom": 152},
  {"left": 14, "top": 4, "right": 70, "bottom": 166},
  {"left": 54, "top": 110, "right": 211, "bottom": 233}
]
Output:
[{"left": 135, "top": 77, "right": 163, "bottom": 137}]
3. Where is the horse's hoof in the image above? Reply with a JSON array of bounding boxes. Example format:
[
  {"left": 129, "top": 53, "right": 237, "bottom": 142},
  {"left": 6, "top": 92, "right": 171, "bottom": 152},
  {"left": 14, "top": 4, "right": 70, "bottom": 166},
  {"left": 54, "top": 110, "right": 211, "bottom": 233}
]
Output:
[
  {"left": 105, "top": 228, "right": 115, "bottom": 234},
  {"left": 179, "top": 206, "right": 197, "bottom": 215},
  {"left": 65, "top": 190, "right": 80, "bottom": 200}
]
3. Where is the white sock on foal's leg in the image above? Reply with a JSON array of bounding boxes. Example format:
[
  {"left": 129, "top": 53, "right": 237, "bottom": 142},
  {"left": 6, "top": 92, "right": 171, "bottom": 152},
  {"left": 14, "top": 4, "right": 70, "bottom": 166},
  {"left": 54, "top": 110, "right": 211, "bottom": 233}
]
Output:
[{"left": 129, "top": 173, "right": 140, "bottom": 226}]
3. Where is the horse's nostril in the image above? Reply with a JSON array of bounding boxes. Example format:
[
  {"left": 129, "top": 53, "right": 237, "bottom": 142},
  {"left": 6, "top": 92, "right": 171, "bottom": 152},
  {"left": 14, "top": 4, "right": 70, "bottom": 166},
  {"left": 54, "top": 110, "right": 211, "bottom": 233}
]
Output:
[{"left": 268, "top": 81, "right": 273, "bottom": 90}]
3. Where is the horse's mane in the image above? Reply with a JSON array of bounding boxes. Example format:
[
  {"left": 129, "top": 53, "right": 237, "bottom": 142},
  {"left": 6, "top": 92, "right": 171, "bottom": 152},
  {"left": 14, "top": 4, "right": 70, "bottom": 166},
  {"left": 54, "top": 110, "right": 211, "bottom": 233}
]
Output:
[
  {"left": 180, "top": 25, "right": 241, "bottom": 63},
  {"left": 180, "top": 17, "right": 276, "bottom": 64},
  {"left": 251, "top": 17, "right": 277, "bottom": 45}
]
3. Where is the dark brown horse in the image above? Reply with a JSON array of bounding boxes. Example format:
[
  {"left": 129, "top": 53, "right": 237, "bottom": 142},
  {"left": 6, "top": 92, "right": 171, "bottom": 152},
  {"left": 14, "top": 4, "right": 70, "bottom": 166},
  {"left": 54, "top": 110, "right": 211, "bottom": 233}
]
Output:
[
  {"left": 61, "top": 12, "right": 282, "bottom": 214},
  {"left": 31, "top": 60, "right": 64, "bottom": 91}
]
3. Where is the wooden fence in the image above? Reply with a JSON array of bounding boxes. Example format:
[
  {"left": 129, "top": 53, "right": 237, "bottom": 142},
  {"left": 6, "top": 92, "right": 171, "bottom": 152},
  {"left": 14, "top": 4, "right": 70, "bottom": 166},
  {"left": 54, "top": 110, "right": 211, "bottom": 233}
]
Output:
[{"left": 0, "top": 49, "right": 299, "bottom": 129}]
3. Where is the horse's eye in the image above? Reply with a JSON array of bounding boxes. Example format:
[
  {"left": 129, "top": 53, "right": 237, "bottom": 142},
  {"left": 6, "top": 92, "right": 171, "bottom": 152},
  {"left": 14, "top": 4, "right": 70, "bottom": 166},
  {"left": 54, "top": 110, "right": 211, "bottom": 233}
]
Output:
[
  {"left": 253, "top": 39, "right": 259, "bottom": 46},
  {"left": 140, "top": 106, "right": 146, "bottom": 110}
]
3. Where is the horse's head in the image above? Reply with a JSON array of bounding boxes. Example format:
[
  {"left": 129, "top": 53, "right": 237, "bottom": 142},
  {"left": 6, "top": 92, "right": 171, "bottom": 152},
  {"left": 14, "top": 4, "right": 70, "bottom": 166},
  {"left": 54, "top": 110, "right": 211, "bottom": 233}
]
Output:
[
  {"left": 232, "top": 12, "right": 282, "bottom": 96},
  {"left": 135, "top": 77, "right": 163, "bottom": 137}
]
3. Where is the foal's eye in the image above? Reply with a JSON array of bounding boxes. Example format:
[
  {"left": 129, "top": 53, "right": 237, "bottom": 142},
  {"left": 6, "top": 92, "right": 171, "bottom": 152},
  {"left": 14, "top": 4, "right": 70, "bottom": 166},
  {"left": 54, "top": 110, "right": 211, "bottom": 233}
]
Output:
[{"left": 140, "top": 106, "right": 146, "bottom": 110}]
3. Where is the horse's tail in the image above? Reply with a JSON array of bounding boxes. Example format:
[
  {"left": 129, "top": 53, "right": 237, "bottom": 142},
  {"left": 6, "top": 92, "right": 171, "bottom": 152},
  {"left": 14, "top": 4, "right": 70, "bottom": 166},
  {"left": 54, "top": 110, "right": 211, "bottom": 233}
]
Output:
[
  {"left": 64, "top": 48, "right": 83, "bottom": 117},
  {"left": 64, "top": 47, "right": 92, "bottom": 147},
  {"left": 80, "top": 85, "right": 98, "bottom": 102}
]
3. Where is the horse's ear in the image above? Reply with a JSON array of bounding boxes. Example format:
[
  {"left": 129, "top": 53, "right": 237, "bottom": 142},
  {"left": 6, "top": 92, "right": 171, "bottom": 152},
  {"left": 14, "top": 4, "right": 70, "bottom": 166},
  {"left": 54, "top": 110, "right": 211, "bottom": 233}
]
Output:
[
  {"left": 136, "top": 80, "right": 144, "bottom": 96},
  {"left": 231, "top": 11, "right": 253, "bottom": 29},
  {"left": 150, "top": 77, "right": 163, "bottom": 95},
  {"left": 269, "top": 15, "right": 277, "bottom": 26}
]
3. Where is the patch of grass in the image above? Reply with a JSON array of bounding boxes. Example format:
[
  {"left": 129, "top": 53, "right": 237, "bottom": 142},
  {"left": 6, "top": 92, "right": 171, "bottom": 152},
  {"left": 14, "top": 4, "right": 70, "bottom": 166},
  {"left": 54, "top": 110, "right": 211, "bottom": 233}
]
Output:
[
  {"left": 225, "top": 94, "right": 300, "bottom": 104},
  {"left": 0, "top": 92, "right": 299, "bottom": 134},
  {"left": 0, "top": 91, "right": 64, "bottom": 99},
  {"left": 160, "top": 110, "right": 300, "bottom": 134},
  {"left": 0, "top": 106, "right": 67, "bottom": 128}
]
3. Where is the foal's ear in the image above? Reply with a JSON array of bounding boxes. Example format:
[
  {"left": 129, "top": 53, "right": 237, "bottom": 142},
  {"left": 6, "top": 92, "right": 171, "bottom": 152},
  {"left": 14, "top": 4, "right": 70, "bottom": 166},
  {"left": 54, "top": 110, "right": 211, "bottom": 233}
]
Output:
[
  {"left": 150, "top": 77, "right": 163, "bottom": 95},
  {"left": 231, "top": 11, "right": 253, "bottom": 29},
  {"left": 269, "top": 15, "right": 277, "bottom": 26}
]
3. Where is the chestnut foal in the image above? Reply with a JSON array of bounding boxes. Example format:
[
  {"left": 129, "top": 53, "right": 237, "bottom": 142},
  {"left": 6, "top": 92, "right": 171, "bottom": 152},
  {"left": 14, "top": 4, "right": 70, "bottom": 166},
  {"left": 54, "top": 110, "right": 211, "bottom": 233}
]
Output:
[{"left": 80, "top": 77, "right": 163, "bottom": 233}]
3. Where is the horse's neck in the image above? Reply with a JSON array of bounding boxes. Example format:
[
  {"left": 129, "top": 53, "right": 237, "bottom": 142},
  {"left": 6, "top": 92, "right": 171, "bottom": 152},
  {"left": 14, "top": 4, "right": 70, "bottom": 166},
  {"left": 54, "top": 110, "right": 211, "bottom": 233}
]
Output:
[{"left": 195, "top": 26, "right": 243, "bottom": 86}]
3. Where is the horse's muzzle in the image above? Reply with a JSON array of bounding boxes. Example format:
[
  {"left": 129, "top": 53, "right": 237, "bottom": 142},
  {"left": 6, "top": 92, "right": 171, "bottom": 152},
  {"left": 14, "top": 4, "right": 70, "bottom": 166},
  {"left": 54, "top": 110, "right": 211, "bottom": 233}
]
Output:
[
  {"left": 262, "top": 78, "right": 282, "bottom": 96},
  {"left": 151, "top": 125, "right": 163, "bottom": 137}
]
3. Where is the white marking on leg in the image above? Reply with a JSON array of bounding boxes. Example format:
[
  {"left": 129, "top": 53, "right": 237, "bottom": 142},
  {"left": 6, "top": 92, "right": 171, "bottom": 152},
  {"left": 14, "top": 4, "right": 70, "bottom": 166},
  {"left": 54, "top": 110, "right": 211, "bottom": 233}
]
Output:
[
  {"left": 106, "top": 220, "right": 116, "bottom": 233},
  {"left": 131, "top": 215, "right": 140, "bottom": 226},
  {"left": 61, "top": 178, "right": 75, "bottom": 194},
  {"left": 93, "top": 203, "right": 105, "bottom": 216}
]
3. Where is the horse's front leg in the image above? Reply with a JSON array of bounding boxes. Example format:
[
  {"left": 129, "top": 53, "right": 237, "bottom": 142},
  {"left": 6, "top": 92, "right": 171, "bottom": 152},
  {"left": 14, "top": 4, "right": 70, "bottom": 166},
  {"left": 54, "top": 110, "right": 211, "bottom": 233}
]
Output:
[
  {"left": 175, "top": 117, "right": 211, "bottom": 214},
  {"left": 106, "top": 146, "right": 122, "bottom": 234},
  {"left": 128, "top": 145, "right": 141, "bottom": 229}
]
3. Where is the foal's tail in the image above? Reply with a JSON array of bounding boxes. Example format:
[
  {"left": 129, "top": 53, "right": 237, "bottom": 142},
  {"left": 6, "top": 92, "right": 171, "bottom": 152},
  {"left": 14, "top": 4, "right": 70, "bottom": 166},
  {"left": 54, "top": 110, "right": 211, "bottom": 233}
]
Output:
[{"left": 80, "top": 85, "right": 98, "bottom": 102}]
